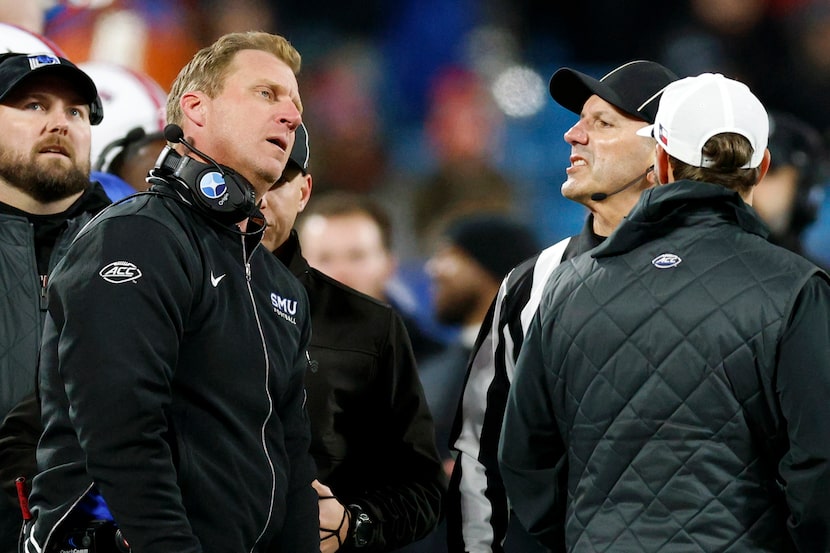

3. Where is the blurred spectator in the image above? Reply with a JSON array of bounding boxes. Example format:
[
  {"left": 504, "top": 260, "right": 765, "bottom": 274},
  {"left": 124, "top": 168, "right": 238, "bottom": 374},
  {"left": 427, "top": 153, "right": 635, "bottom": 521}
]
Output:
[
  {"left": 197, "top": 0, "right": 276, "bottom": 42},
  {"left": 422, "top": 213, "right": 540, "bottom": 470},
  {"left": 410, "top": 212, "right": 540, "bottom": 553},
  {"left": 776, "top": 1, "right": 830, "bottom": 138},
  {"left": 298, "top": 190, "right": 447, "bottom": 362},
  {"left": 300, "top": 40, "right": 389, "bottom": 195},
  {"left": 44, "top": 0, "right": 201, "bottom": 89},
  {"left": 754, "top": 111, "right": 828, "bottom": 268},
  {"left": 412, "top": 67, "right": 516, "bottom": 254},
  {"left": 656, "top": 0, "right": 792, "bottom": 107},
  {"left": 500, "top": 1, "right": 675, "bottom": 65},
  {"left": 0, "top": 0, "right": 45, "bottom": 33}
]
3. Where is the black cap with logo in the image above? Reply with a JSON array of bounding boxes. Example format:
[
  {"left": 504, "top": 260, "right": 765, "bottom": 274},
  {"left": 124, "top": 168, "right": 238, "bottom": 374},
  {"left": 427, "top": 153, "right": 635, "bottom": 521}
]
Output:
[
  {"left": 549, "top": 60, "right": 677, "bottom": 124},
  {"left": 0, "top": 52, "right": 103, "bottom": 125}
]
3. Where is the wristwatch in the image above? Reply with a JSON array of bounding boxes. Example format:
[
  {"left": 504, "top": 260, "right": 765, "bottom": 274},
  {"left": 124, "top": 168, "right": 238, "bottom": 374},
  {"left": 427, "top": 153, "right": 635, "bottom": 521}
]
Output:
[{"left": 347, "top": 503, "right": 374, "bottom": 548}]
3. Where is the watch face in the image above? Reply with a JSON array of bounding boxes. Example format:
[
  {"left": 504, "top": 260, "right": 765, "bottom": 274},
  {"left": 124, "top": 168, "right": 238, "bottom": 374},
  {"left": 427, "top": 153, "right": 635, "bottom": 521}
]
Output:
[{"left": 353, "top": 511, "right": 372, "bottom": 547}]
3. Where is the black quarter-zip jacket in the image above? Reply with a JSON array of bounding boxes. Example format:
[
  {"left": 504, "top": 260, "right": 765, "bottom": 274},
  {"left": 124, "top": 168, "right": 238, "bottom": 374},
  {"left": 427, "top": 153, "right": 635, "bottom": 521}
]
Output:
[
  {"left": 26, "top": 181, "right": 318, "bottom": 553},
  {"left": 276, "top": 231, "right": 446, "bottom": 551}
]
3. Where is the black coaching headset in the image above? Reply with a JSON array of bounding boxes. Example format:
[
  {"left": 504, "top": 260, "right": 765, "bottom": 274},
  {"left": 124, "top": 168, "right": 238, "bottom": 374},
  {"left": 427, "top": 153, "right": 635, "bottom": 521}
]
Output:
[{"left": 145, "top": 124, "right": 259, "bottom": 227}]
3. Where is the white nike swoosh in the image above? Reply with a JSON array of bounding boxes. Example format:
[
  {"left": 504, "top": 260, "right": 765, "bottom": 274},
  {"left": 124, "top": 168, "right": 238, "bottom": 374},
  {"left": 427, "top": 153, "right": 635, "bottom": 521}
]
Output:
[{"left": 210, "top": 271, "right": 226, "bottom": 287}]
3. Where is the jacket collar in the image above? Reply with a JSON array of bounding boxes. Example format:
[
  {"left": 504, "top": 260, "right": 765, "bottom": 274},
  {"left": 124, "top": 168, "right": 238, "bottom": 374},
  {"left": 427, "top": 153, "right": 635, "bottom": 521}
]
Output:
[
  {"left": 274, "top": 229, "right": 310, "bottom": 277},
  {"left": 592, "top": 180, "right": 769, "bottom": 258}
]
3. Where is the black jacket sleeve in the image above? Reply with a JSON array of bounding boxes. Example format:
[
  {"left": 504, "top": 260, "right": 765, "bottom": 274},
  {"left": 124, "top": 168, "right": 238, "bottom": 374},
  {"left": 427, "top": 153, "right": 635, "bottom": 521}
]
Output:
[
  {"left": 0, "top": 392, "right": 39, "bottom": 503},
  {"left": 341, "top": 312, "right": 446, "bottom": 551},
  {"left": 45, "top": 215, "right": 201, "bottom": 553},
  {"left": 269, "top": 327, "right": 319, "bottom": 552},
  {"left": 0, "top": 392, "right": 40, "bottom": 549},
  {"left": 499, "top": 308, "right": 566, "bottom": 552},
  {"left": 776, "top": 274, "right": 830, "bottom": 552}
]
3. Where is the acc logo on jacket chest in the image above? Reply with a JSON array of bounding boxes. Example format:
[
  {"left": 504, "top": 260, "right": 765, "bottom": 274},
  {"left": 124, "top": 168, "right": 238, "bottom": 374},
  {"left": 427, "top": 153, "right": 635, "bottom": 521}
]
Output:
[
  {"left": 100, "top": 261, "right": 143, "bottom": 283},
  {"left": 651, "top": 253, "right": 682, "bottom": 269}
]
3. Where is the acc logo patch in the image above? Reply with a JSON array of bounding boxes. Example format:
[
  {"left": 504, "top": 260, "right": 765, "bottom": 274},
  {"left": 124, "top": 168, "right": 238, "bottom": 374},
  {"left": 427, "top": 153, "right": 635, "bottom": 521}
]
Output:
[
  {"left": 100, "top": 261, "right": 143, "bottom": 283},
  {"left": 651, "top": 253, "right": 682, "bottom": 269}
]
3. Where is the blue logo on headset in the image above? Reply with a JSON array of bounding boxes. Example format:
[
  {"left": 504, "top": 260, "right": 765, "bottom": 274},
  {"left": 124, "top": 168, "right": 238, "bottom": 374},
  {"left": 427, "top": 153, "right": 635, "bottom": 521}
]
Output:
[{"left": 199, "top": 172, "right": 227, "bottom": 199}]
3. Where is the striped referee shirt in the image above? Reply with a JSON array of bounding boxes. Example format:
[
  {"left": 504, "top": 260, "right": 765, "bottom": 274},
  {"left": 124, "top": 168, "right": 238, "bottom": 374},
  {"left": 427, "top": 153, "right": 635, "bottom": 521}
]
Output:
[{"left": 447, "top": 216, "right": 603, "bottom": 552}]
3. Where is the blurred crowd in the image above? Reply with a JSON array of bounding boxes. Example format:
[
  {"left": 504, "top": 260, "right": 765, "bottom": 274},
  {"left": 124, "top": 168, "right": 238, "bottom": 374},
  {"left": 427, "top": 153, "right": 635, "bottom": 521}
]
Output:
[{"left": 4, "top": 0, "right": 830, "bottom": 308}]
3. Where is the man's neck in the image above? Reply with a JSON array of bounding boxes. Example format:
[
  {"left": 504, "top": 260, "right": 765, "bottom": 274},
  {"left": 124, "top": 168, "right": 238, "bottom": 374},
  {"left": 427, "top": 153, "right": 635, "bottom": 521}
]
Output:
[
  {"left": 0, "top": 182, "right": 83, "bottom": 215},
  {"left": 591, "top": 208, "right": 624, "bottom": 238}
]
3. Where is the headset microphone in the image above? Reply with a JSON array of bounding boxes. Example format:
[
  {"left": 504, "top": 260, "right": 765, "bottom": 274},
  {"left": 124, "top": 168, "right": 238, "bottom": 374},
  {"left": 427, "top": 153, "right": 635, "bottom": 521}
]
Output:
[
  {"left": 590, "top": 166, "right": 654, "bottom": 201},
  {"left": 155, "top": 124, "right": 258, "bottom": 225},
  {"left": 162, "top": 124, "right": 227, "bottom": 172}
]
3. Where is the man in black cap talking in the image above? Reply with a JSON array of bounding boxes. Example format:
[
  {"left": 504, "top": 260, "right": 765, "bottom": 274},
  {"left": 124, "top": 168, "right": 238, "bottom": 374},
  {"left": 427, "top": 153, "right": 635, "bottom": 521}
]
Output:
[
  {"left": 446, "top": 60, "right": 677, "bottom": 552},
  {"left": 0, "top": 52, "right": 109, "bottom": 552}
]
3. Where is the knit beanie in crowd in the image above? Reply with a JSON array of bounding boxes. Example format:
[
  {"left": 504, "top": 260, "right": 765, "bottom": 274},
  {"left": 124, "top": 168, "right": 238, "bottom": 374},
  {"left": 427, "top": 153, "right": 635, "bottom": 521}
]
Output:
[{"left": 443, "top": 214, "right": 541, "bottom": 280}]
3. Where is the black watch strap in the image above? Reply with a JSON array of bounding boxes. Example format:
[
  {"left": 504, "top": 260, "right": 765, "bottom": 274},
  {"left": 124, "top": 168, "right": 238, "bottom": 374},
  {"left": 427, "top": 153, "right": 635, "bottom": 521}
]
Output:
[{"left": 347, "top": 503, "right": 374, "bottom": 548}]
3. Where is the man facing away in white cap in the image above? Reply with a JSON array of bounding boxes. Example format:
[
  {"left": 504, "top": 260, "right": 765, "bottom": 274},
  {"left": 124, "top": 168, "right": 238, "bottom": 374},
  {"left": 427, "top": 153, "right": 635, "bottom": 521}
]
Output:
[{"left": 500, "top": 73, "right": 830, "bottom": 552}]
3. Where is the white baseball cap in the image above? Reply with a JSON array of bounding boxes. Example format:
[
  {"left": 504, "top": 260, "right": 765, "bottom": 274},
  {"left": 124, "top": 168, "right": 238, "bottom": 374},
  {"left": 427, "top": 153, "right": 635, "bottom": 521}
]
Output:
[{"left": 637, "top": 73, "right": 768, "bottom": 169}]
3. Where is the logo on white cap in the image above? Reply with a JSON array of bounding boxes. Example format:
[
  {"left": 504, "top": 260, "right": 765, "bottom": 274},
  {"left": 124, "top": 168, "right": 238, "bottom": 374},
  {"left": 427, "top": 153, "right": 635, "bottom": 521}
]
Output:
[{"left": 637, "top": 73, "right": 768, "bottom": 169}]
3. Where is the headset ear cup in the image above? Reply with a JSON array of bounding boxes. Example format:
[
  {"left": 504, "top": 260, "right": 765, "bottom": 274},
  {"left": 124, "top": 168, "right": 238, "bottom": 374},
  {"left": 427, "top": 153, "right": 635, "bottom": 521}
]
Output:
[
  {"left": 170, "top": 156, "right": 257, "bottom": 225},
  {"left": 222, "top": 172, "right": 258, "bottom": 218}
]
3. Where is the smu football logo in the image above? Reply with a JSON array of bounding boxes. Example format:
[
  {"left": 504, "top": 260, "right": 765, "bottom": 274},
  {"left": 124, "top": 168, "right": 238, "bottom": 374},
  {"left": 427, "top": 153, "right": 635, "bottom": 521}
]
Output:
[
  {"left": 271, "top": 292, "right": 298, "bottom": 325},
  {"left": 199, "top": 172, "right": 227, "bottom": 199}
]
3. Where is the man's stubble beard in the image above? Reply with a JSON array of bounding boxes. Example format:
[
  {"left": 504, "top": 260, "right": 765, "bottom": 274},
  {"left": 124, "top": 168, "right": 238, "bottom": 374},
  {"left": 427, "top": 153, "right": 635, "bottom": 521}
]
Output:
[
  {"left": 0, "top": 150, "right": 90, "bottom": 204},
  {"left": 435, "top": 289, "right": 478, "bottom": 327}
]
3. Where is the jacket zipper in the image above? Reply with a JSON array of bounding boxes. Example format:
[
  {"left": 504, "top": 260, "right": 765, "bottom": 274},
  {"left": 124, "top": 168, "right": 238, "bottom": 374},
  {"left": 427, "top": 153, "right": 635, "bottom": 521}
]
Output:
[{"left": 241, "top": 236, "right": 277, "bottom": 553}]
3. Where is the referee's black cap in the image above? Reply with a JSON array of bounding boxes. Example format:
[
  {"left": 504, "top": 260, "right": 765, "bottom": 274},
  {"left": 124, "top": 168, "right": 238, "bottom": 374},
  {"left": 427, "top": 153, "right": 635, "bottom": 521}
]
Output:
[{"left": 550, "top": 60, "right": 677, "bottom": 124}]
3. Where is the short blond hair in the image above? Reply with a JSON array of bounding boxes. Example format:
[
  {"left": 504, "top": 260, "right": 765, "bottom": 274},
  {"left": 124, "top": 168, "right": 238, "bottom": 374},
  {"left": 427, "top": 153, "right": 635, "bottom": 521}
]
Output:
[{"left": 166, "top": 31, "right": 302, "bottom": 126}]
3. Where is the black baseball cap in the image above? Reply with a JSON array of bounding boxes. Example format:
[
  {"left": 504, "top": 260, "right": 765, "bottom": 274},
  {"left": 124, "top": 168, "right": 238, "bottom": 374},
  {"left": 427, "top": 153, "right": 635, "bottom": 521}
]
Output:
[
  {"left": 0, "top": 52, "right": 103, "bottom": 125},
  {"left": 549, "top": 60, "right": 677, "bottom": 124},
  {"left": 288, "top": 122, "right": 309, "bottom": 174}
]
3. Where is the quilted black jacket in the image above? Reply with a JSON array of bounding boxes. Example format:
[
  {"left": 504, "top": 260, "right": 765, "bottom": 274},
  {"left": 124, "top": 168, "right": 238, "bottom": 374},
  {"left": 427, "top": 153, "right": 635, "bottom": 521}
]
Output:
[
  {"left": 0, "top": 184, "right": 111, "bottom": 552},
  {"left": 500, "top": 180, "right": 830, "bottom": 552}
]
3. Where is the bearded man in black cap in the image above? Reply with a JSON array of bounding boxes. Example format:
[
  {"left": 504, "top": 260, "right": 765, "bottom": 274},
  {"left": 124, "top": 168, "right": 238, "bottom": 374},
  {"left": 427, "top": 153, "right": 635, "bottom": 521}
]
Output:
[
  {"left": 446, "top": 60, "right": 677, "bottom": 553},
  {"left": 0, "top": 52, "right": 109, "bottom": 552}
]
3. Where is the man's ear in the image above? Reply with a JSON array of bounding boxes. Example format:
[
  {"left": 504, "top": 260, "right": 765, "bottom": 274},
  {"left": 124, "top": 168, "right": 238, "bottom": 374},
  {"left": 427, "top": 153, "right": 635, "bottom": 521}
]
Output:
[
  {"left": 755, "top": 148, "right": 772, "bottom": 185},
  {"left": 655, "top": 144, "right": 671, "bottom": 185},
  {"left": 180, "top": 91, "right": 207, "bottom": 128},
  {"left": 646, "top": 162, "right": 657, "bottom": 185},
  {"left": 298, "top": 173, "right": 313, "bottom": 212}
]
